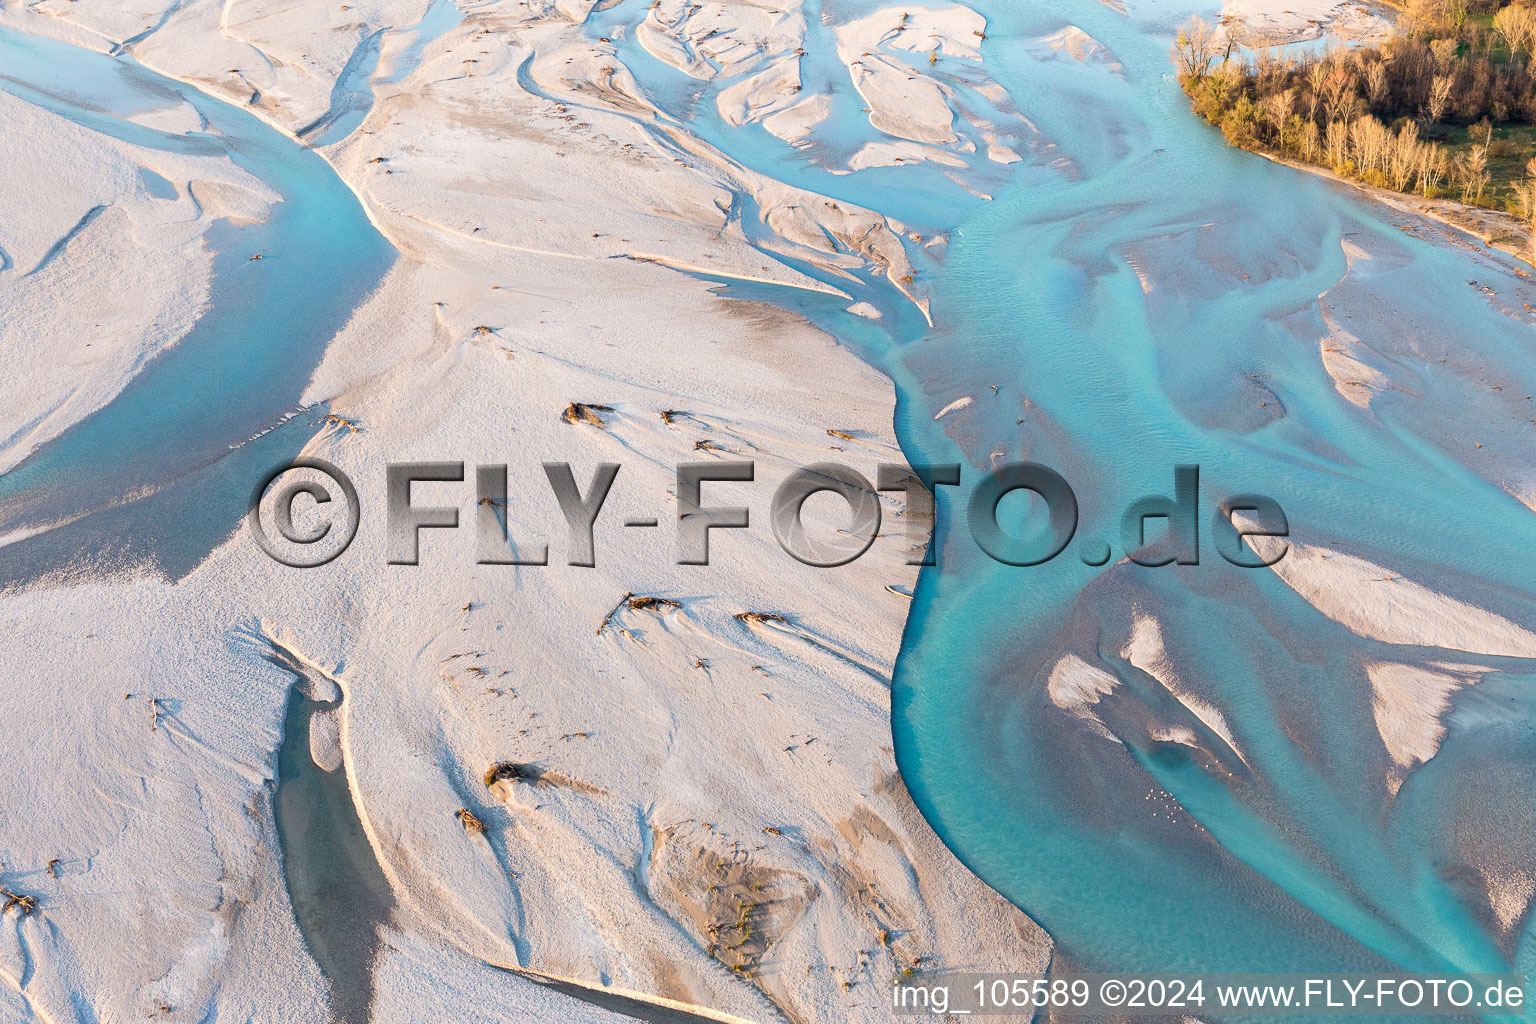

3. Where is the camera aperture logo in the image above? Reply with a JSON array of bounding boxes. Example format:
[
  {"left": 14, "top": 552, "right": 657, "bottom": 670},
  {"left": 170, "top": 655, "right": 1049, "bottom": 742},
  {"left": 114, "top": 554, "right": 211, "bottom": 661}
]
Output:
[{"left": 248, "top": 459, "right": 1289, "bottom": 570}]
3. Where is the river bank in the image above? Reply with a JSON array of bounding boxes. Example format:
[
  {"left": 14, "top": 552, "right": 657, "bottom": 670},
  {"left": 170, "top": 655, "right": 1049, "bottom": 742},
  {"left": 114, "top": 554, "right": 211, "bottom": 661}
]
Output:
[
  {"left": 1176, "top": 2, "right": 1536, "bottom": 269},
  {"left": 1258, "top": 147, "right": 1536, "bottom": 266}
]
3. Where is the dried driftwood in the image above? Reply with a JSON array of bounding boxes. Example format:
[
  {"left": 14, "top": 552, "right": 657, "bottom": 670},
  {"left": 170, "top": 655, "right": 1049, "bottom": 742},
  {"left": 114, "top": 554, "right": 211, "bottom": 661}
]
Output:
[
  {"left": 561, "top": 402, "right": 612, "bottom": 426},
  {"left": 734, "top": 612, "right": 788, "bottom": 626},
  {"left": 2, "top": 888, "right": 37, "bottom": 915},
  {"left": 627, "top": 596, "right": 680, "bottom": 612},
  {"left": 597, "top": 591, "right": 635, "bottom": 634}
]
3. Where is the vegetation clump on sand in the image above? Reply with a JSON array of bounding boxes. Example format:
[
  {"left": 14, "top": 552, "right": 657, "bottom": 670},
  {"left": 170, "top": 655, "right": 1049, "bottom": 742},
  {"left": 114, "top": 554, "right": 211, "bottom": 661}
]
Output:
[
  {"left": 483, "top": 761, "right": 531, "bottom": 787},
  {"left": 1173, "top": 1, "right": 1536, "bottom": 252}
]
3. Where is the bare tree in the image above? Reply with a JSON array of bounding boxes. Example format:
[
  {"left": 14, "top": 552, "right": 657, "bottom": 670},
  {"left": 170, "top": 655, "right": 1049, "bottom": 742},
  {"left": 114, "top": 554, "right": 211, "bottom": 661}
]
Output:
[
  {"left": 1172, "top": 17, "right": 1220, "bottom": 80},
  {"left": 1513, "top": 159, "right": 1536, "bottom": 264},
  {"left": 1428, "top": 74, "right": 1453, "bottom": 123},
  {"left": 1402, "top": 0, "right": 1435, "bottom": 37},
  {"left": 1263, "top": 88, "right": 1296, "bottom": 132},
  {"left": 1305, "top": 61, "right": 1328, "bottom": 122},
  {"left": 1326, "top": 118, "right": 1351, "bottom": 169},
  {"left": 1463, "top": 144, "right": 1489, "bottom": 201},
  {"left": 1444, "top": 0, "right": 1469, "bottom": 33},
  {"left": 1351, "top": 115, "right": 1391, "bottom": 174},
  {"left": 1430, "top": 37, "right": 1459, "bottom": 72},
  {"left": 1493, "top": 4, "right": 1532, "bottom": 61},
  {"left": 1388, "top": 122, "right": 1420, "bottom": 190},
  {"left": 1322, "top": 61, "right": 1359, "bottom": 125},
  {"left": 1302, "top": 120, "right": 1322, "bottom": 162},
  {"left": 1415, "top": 138, "right": 1448, "bottom": 194},
  {"left": 1366, "top": 61, "right": 1389, "bottom": 108}
]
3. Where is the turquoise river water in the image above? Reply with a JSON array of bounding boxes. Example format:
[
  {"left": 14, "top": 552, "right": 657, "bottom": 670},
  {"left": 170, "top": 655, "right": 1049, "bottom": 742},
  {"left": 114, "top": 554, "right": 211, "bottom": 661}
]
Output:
[
  {"left": 2, "top": 1, "right": 1533, "bottom": 1019},
  {"left": 589, "top": 0, "right": 1536, "bottom": 1002}
]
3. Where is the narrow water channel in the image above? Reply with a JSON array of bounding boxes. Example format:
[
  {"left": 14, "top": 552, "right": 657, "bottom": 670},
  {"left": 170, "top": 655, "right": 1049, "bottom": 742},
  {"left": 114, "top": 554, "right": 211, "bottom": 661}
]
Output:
[{"left": 273, "top": 687, "right": 394, "bottom": 1024}]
